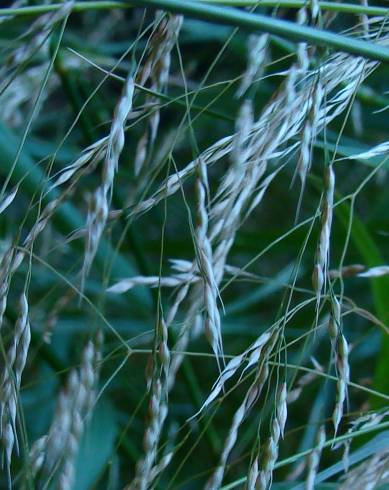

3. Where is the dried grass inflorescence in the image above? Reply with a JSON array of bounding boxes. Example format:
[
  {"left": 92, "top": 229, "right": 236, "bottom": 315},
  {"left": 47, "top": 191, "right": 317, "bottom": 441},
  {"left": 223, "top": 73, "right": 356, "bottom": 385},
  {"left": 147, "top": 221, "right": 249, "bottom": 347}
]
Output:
[
  {"left": 0, "top": 4, "right": 388, "bottom": 489},
  {"left": 130, "top": 40, "right": 381, "bottom": 219},
  {"left": 103, "top": 20, "right": 389, "bottom": 486}
]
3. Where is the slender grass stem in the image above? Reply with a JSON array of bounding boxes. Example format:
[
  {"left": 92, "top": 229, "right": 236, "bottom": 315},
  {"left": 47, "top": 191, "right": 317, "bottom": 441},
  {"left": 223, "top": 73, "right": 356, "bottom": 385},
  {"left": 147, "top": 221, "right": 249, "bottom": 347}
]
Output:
[
  {"left": 1, "top": 1, "right": 388, "bottom": 18},
  {"left": 130, "top": 0, "right": 389, "bottom": 63}
]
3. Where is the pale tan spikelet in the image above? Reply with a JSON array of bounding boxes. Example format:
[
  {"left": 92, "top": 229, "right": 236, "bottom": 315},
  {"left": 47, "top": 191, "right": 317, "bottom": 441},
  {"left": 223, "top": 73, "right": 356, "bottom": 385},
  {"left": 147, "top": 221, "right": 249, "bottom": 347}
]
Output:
[
  {"left": 312, "top": 164, "right": 335, "bottom": 300},
  {"left": 332, "top": 333, "right": 350, "bottom": 435},
  {"left": 236, "top": 33, "right": 269, "bottom": 98},
  {"left": 107, "top": 272, "right": 195, "bottom": 294},
  {"left": 22, "top": 197, "right": 62, "bottom": 252},
  {"left": 0, "top": 293, "right": 31, "bottom": 470},
  {"left": 337, "top": 409, "right": 389, "bottom": 471},
  {"left": 82, "top": 76, "right": 134, "bottom": 280},
  {"left": 43, "top": 390, "right": 72, "bottom": 476},
  {"left": 328, "top": 295, "right": 341, "bottom": 344},
  {"left": 195, "top": 156, "right": 224, "bottom": 363},
  {"left": 28, "top": 435, "right": 48, "bottom": 476},
  {"left": 297, "top": 80, "right": 324, "bottom": 190},
  {"left": 257, "top": 383, "right": 288, "bottom": 489},
  {"left": 204, "top": 384, "right": 259, "bottom": 490},
  {"left": 128, "top": 379, "right": 168, "bottom": 490},
  {"left": 132, "top": 316, "right": 175, "bottom": 485},
  {"left": 134, "top": 132, "right": 148, "bottom": 177},
  {"left": 9, "top": 196, "right": 66, "bottom": 277},
  {"left": 200, "top": 332, "right": 278, "bottom": 488},
  {"left": 358, "top": 265, "right": 389, "bottom": 277},
  {"left": 232, "top": 100, "right": 254, "bottom": 171},
  {"left": 205, "top": 365, "right": 273, "bottom": 489},
  {"left": 48, "top": 136, "right": 108, "bottom": 192},
  {"left": 134, "top": 12, "right": 183, "bottom": 175},
  {"left": 339, "top": 450, "right": 389, "bottom": 490},
  {"left": 305, "top": 425, "right": 325, "bottom": 490},
  {"left": 56, "top": 373, "right": 82, "bottom": 490},
  {"left": 297, "top": 7, "right": 309, "bottom": 74},
  {"left": 83, "top": 189, "right": 108, "bottom": 281},
  {"left": 57, "top": 342, "right": 97, "bottom": 490},
  {"left": 194, "top": 331, "right": 272, "bottom": 416},
  {"left": 0, "top": 186, "right": 18, "bottom": 215},
  {"left": 34, "top": 340, "right": 98, "bottom": 486},
  {"left": 329, "top": 264, "right": 365, "bottom": 278},
  {"left": 106, "top": 76, "right": 135, "bottom": 185},
  {"left": 247, "top": 457, "right": 259, "bottom": 490},
  {"left": 127, "top": 287, "right": 177, "bottom": 488},
  {"left": 343, "top": 140, "right": 389, "bottom": 160},
  {"left": 277, "top": 382, "right": 288, "bottom": 439}
]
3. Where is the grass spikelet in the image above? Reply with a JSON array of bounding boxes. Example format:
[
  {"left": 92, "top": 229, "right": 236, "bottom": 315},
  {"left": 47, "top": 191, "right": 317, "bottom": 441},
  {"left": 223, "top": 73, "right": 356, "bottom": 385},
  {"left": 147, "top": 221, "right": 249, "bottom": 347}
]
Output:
[
  {"left": 107, "top": 272, "right": 195, "bottom": 293},
  {"left": 358, "top": 265, "right": 389, "bottom": 277},
  {"left": 204, "top": 382, "right": 264, "bottom": 490},
  {"left": 57, "top": 341, "right": 97, "bottom": 490},
  {"left": 257, "top": 382, "right": 288, "bottom": 489},
  {"left": 195, "top": 330, "right": 272, "bottom": 415},
  {"left": 82, "top": 75, "right": 134, "bottom": 283},
  {"left": 34, "top": 340, "right": 98, "bottom": 487},
  {"left": 337, "top": 410, "right": 389, "bottom": 471},
  {"left": 48, "top": 136, "right": 108, "bottom": 192},
  {"left": 305, "top": 425, "right": 326, "bottom": 490},
  {"left": 0, "top": 186, "right": 18, "bottom": 215},
  {"left": 339, "top": 451, "right": 389, "bottom": 489},
  {"left": 297, "top": 79, "right": 324, "bottom": 194},
  {"left": 0, "top": 293, "right": 31, "bottom": 474},
  {"left": 134, "top": 11, "right": 182, "bottom": 175},
  {"left": 127, "top": 309, "right": 173, "bottom": 487},
  {"left": 0, "top": 249, "right": 13, "bottom": 332},
  {"left": 342, "top": 140, "right": 389, "bottom": 160},
  {"left": 204, "top": 334, "right": 279, "bottom": 489},
  {"left": 332, "top": 333, "right": 350, "bottom": 435},
  {"left": 297, "top": 7, "right": 310, "bottom": 75},
  {"left": 195, "top": 156, "right": 224, "bottom": 365},
  {"left": 236, "top": 33, "right": 269, "bottom": 98},
  {"left": 328, "top": 295, "right": 341, "bottom": 343},
  {"left": 28, "top": 435, "right": 48, "bottom": 477},
  {"left": 312, "top": 164, "right": 335, "bottom": 302},
  {"left": 128, "top": 379, "right": 168, "bottom": 490}
]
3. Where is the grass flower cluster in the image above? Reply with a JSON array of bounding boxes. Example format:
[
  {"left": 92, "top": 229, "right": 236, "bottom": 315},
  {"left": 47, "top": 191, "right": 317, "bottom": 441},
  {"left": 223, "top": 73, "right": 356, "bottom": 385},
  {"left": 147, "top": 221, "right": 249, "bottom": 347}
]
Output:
[{"left": 0, "top": 1, "right": 388, "bottom": 489}]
